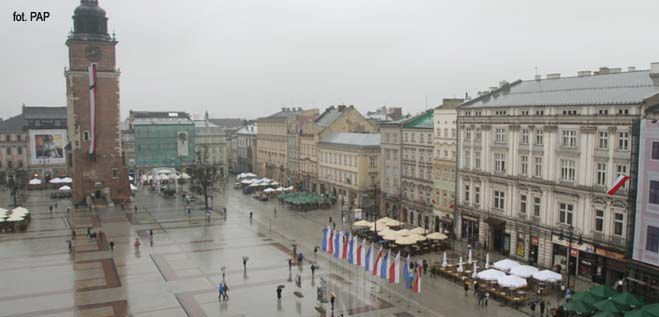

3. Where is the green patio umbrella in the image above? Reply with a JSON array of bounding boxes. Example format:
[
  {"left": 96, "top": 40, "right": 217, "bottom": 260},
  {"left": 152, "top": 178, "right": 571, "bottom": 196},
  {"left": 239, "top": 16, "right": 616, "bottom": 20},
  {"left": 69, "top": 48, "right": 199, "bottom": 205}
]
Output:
[
  {"left": 565, "top": 300, "right": 597, "bottom": 314},
  {"left": 593, "top": 312, "right": 621, "bottom": 317},
  {"left": 594, "top": 298, "right": 628, "bottom": 313},
  {"left": 573, "top": 291, "right": 601, "bottom": 304},
  {"left": 589, "top": 285, "right": 619, "bottom": 298},
  {"left": 624, "top": 309, "right": 657, "bottom": 317},
  {"left": 641, "top": 303, "right": 659, "bottom": 317},
  {"left": 613, "top": 292, "right": 644, "bottom": 307}
]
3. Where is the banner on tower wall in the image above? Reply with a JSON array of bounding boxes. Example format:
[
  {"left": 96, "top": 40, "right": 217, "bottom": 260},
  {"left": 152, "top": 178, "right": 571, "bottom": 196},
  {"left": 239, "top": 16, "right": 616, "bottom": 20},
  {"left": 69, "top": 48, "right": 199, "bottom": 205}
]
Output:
[
  {"left": 29, "top": 129, "right": 67, "bottom": 165},
  {"left": 177, "top": 131, "right": 189, "bottom": 157}
]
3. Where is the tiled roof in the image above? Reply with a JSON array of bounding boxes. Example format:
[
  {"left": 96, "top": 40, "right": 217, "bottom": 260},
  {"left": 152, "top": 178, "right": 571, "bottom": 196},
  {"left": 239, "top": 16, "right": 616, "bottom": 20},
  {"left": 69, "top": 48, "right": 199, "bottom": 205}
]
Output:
[
  {"left": 262, "top": 109, "right": 302, "bottom": 119},
  {"left": 320, "top": 132, "right": 380, "bottom": 147},
  {"left": 22, "top": 106, "right": 66, "bottom": 120},
  {"left": 403, "top": 111, "right": 433, "bottom": 129},
  {"left": 461, "top": 70, "right": 659, "bottom": 109},
  {"left": 208, "top": 118, "right": 243, "bottom": 128},
  {"left": 0, "top": 113, "right": 26, "bottom": 132}
]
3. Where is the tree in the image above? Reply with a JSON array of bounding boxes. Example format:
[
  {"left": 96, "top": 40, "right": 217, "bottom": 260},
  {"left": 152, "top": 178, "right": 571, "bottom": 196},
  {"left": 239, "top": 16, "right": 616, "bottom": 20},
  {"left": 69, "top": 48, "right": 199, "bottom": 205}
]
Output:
[{"left": 189, "top": 146, "right": 223, "bottom": 211}]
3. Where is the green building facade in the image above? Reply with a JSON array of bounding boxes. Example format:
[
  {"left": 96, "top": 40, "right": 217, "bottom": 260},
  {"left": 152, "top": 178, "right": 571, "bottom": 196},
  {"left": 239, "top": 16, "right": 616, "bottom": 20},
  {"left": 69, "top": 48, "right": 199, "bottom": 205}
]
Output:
[{"left": 134, "top": 118, "right": 196, "bottom": 171}]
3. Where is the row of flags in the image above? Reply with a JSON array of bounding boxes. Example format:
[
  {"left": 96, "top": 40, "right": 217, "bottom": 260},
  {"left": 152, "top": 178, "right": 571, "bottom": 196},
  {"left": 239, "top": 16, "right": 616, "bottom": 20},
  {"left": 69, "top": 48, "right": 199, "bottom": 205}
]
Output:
[{"left": 321, "top": 226, "right": 422, "bottom": 293}]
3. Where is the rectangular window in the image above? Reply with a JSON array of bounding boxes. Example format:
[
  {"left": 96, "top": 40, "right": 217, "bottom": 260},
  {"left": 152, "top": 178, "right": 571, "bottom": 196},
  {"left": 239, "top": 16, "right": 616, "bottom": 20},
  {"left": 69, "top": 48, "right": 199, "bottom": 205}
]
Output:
[
  {"left": 474, "top": 151, "right": 481, "bottom": 169},
  {"left": 83, "top": 131, "right": 90, "bottom": 141},
  {"left": 464, "top": 185, "right": 470, "bottom": 202},
  {"left": 595, "top": 209, "right": 604, "bottom": 232},
  {"left": 494, "top": 190, "right": 505, "bottom": 209},
  {"left": 650, "top": 181, "right": 659, "bottom": 204},
  {"left": 370, "top": 157, "right": 376, "bottom": 168},
  {"left": 521, "top": 129, "right": 529, "bottom": 144},
  {"left": 474, "top": 186, "right": 480, "bottom": 204},
  {"left": 112, "top": 168, "right": 118, "bottom": 178},
  {"left": 465, "top": 131, "right": 471, "bottom": 142},
  {"left": 653, "top": 142, "right": 659, "bottom": 160},
  {"left": 616, "top": 164, "right": 628, "bottom": 189},
  {"left": 562, "top": 130, "right": 577, "bottom": 147},
  {"left": 520, "top": 155, "right": 528, "bottom": 175},
  {"left": 646, "top": 226, "right": 659, "bottom": 252},
  {"left": 534, "top": 157, "right": 542, "bottom": 177},
  {"left": 560, "top": 159, "right": 576, "bottom": 181},
  {"left": 495, "top": 128, "right": 505, "bottom": 143},
  {"left": 618, "top": 131, "right": 629, "bottom": 150},
  {"left": 464, "top": 150, "right": 471, "bottom": 169},
  {"left": 559, "top": 203, "right": 574, "bottom": 225},
  {"left": 614, "top": 213, "right": 624, "bottom": 236},
  {"left": 17, "top": 147, "right": 22, "bottom": 155},
  {"left": 535, "top": 129, "right": 544, "bottom": 145},
  {"left": 533, "top": 197, "right": 541, "bottom": 217},
  {"left": 596, "top": 163, "right": 607, "bottom": 186},
  {"left": 599, "top": 131, "right": 608, "bottom": 149},
  {"left": 495, "top": 153, "right": 506, "bottom": 173},
  {"left": 475, "top": 129, "right": 481, "bottom": 142},
  {"left": 520, "top": 194, "right": 527, "bottom": 214},
  {"left": 6, "top": 147, "right": 11, "bottom": 155}
]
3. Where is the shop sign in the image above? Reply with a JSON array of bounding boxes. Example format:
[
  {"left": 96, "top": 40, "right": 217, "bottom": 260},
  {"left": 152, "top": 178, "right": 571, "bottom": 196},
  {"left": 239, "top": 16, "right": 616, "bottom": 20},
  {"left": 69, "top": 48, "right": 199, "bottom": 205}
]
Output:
[
  {"left": 596, "top": 248, "right": 625, "bottom": 260},
  {"left": 552, "top": 235, "right": 595, "bottom": 253},
  {"left": 516, "top": 232, "right": 525, "bottom": 257},
  {"left": 531, "top": 236, "right": 539, "bottom": 246},
  {"left": 571, "top": 249, "right": 579, "bottom": 257}
]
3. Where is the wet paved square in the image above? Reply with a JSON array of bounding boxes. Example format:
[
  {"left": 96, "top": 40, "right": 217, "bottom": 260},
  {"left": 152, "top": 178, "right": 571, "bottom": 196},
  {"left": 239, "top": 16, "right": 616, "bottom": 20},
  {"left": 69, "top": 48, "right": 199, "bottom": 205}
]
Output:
[{"left": 0, "top": 187, "right": 525, "bottom": 316}]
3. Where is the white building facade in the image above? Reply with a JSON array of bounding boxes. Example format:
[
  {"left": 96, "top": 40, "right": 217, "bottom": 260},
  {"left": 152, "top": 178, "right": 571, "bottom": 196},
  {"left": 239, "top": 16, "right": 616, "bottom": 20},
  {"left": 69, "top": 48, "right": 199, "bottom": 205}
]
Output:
[{"left": 457, "top": 66, "right": 659, "bottom": 286}]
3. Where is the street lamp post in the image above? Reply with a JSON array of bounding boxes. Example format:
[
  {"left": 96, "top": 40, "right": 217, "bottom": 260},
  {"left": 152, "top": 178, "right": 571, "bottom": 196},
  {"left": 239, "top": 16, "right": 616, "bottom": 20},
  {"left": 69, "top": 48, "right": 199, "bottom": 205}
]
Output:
[{"left": 559, "top": 225, "right": 582, "bottom": 291}]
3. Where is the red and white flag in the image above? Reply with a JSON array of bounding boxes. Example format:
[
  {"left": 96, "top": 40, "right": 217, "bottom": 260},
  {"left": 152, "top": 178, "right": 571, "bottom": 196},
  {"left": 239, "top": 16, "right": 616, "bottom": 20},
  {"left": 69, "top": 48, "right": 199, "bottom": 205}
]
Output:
[
  {"left": 372, "top": 246, "right": 383, "bottom": 276},
  {"left": 608, "top": 175, "right": 630, "bottom": 195},
  {"left": 412, "top": 260, "right": 422, "bottom": 293},
  {"left": 87, "top": 63, "right": 97, "bottom": 155},
  {"left": 389, "top": 251, "right": 400, "bottom": 284}
]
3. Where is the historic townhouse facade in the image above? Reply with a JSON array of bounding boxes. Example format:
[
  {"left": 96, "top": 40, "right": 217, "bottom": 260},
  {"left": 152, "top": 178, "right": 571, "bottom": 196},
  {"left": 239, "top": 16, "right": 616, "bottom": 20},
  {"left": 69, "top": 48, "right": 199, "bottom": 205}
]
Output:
[
  {"left": 194, "top": 119, "right": 228, "bottom": 174},
  {"left": 318, "top": 132, "right": 380, "bottom": 210},
  {"left": 299, "top": 105, "right": 375, "bottom": 193},
  {"left": 235, "top": 124, "right": 257, "bottom": 174},
  {"left": 380, "top": 120, "right": 404, "bottom": 218},
  {"left": 456, "top": 66, "right": 659, "bottom": 286},
  {"left": 432, "top": 99, "right": 463, "bottom": 233},
  {"left": 401, "top": 111, "right": 435, "bottom": 229},
  {"left": 256, "top": 108, "right": 300, "bottom": 183}
]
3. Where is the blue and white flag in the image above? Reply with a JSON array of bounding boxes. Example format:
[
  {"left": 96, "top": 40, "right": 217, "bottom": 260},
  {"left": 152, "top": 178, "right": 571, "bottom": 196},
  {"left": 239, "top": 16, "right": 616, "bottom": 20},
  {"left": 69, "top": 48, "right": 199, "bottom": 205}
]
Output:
[
  {"left": 321, "top": 226, "right": 329, "bottom": 252},
  {"left": 364, "top": 244, "right": 372, "bottom": 272},
  {"left": 347, "top": 235, "right": 354, "bottom": 264}
]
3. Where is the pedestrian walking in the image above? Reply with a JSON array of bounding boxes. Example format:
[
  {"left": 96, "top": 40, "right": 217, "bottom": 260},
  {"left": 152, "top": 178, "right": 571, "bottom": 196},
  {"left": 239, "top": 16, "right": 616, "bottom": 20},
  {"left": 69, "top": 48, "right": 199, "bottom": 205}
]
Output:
[
  {"left": 332, "top": 222, "right": 336, "bottom": 230},
  {"left": 67, "top": 240, "right": 72, "bottom": 253},
  {"left": 330, "top": 292, "right": 336, "bottom": 311},
  {"left": 134, "top": 205, "right": 138, "bottom": 214},
  {"left": 218, "top": 283, "right": 225, "bottom": 301},
  {"left": 86, "top": 227, "right": 92, "bottom": 238},
  {"left": 288, "top": 258, "right": 293, "bottom": 271},
  {"left": 109, "top": 241, "right": 115, "bottom": 251},
  {"left": 477, "top": 289, "right": 483, "bottom": 306},
  {"left": 149, "top": 229, "right": 153, "bottom": 238},
  {"left": 134, "top": 238, "right": 141, "bottom": 251},
  {"left": 311, "top": 263, "right": 316, "bottom": 276},
  {"left": 540, "top": 300, "right": 546, "bottom": 317},
  {"left": 329, "top": 216, "right": 332, "bottom": 224},
  {"left": 276, "top": 287, "right": 282, "bottom": 301},
  {"left": 223, "top": 207, "right": 227, "bottom": 215},
  {"left": 243, "top": 257, "right": 248, "bottom": 272},
  {"left": 464, "top": 282, "right": 469, "bottom": 296},
  {"left": 71, "top": 229, "right": 76, "bottom": 240},
  {"left": 55, "top": 202, "right": 58, "bottom": 209},
  {"left": 530, "top": 301, "right": 537, "bottom": 317},
  {"left": 274, "top": 207, "right": 277, "bottom": 215},
  {"left": 423, "top": 260, "right": 428, "bottom": 275},
  {"left": 66, "top": 207, "right": 70, "bottom": 214},
  {"left": 249, "top": 212, "right": 253, "bottom": 220},
  {"left": 474, "top": 280, "right": 480, "bottom": 296},
  {"left": 484, "top": 291, "right": 489, "bottom": 306},
  {"left": 223, "top": 283, "right": 229, "bottom": 300},
  {"left": 187, "top": 206, "right": 191, "bottom": 215},
  {"left": 314, "top": 246, "right": 318, "bottom": 259},
  {"left": 49, "top": 205, "right": 53, "bottom": 213}
]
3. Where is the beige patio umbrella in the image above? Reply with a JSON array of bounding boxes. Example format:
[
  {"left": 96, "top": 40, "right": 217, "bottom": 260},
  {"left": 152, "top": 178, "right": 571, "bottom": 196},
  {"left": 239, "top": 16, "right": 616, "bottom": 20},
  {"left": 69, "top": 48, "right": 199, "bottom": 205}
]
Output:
[
  {"left": 409, "top": 234, "right": 427, "bottom": 242},
  {"left": 395, "top": 236, "right": 418, "bottom": 245},
  {"left": 426, "top": 232, "right": 448, "bottom": 240},
  {"left": 396, "top": 229, "right": 412, "bottom": 236},
  {"left": 369, "top": 223, "right": 389, "bottom": 232},
  {"left": 410, "top": 227, "right": 427, "bottom": 235},
  {"left": 376, "top": 217, "right": 394, "bottom": 224},
  {"left": 382, "top": 232, "right": 401, "bottom": 241},
  {"left": 385, "top": 219, "right": 402, "bottom": 227},
  {"left": 353, "top": 220, "right": 372, "bottom": 228},
  {"left": 378, "top": 228, "right": 396, "bottom": 236}
]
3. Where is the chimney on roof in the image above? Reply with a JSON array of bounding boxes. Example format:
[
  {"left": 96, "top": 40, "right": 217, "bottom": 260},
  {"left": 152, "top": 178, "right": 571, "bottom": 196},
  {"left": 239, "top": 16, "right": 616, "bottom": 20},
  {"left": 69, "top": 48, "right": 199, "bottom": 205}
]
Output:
[
  {"left": 599, "top": 67, "right": 610, "bottom": 75},
  {"left": 651, "top": 62, "right": 659, "bottom": 78},
  {"left": 578, "top": 71, "right": 592, "bottom": 77},
  {"left": 610, "top": 68, "right": 622, "bottom": 74},
  {"left": 534, "top": 74, "right": 541, "bottom": 81},
  {"left": 546, "top": 73, "right": 561, "bottom": 80},
  {"left": 338, "top": 105, "right": 346, "bottom": 112},
  {"left": 499, "top": 81, "right": 508, "bottom": 88},
  {"left": 628, "top": 66, "right": 636, "bottom": 72}
]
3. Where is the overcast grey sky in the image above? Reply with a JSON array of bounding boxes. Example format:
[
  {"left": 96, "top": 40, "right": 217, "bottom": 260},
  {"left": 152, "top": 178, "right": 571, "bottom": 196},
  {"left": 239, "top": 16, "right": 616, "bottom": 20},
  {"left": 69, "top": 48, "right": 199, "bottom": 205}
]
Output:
[{"left": 1, "top": 0, "right": 658, "bottom": 120}]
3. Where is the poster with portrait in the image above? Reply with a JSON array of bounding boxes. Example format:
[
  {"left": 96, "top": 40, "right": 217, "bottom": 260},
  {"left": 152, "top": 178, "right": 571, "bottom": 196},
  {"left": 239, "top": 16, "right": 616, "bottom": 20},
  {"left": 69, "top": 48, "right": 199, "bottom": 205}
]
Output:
[
  {"left": 177, "top": 131, "right": 189, "bottom": 157},
  {"left": 30, "top": 129, "right": 67, "bottom": 165}
]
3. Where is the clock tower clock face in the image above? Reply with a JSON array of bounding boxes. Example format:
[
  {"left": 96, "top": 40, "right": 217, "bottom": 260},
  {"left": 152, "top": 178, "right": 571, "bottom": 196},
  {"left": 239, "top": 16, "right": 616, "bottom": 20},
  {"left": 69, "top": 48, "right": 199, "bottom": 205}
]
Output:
[{"left": 85, "top": 46, "right": 102, "bottom": 62}]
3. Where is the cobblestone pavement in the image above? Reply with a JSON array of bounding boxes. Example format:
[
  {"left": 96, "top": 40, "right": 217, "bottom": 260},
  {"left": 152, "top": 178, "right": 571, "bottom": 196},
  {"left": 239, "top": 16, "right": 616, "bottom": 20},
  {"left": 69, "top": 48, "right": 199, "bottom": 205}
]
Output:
[{"left": 0, "top": 185, "right": 527, "bottom": 316}]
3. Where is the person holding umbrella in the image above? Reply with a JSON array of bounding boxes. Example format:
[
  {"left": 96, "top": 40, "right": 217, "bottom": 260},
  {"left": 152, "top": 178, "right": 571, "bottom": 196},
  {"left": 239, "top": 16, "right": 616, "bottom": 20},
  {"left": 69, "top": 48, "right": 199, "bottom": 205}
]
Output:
[
  {"left": 276, "top": 285, "right": 283, "bottom": 301},
  {"left": 242, "top": 256, "right": 249, "bottom": 272}
]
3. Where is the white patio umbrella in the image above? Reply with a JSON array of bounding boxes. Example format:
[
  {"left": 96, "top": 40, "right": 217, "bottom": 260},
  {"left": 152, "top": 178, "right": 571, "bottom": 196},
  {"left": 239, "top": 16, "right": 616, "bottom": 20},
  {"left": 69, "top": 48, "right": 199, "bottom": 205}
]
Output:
[
  {"left": 130, "top": 184, "right": 138, "bottom": 191},
  {"left": 397, "top": 229, "right": 412, "bottom": 236},
  {"left": 497, "top": 275, "right": 527, "bottom": 289},
  {"left": 263, "top": 188, "right": 276, "bottom": 193},
  {"left": 395, "top": 236, "right": 417, "bottom": 245},
  {"left": 58, "top": 185, "right": 71, "bottom": 191},
  {"left": 493, "top": 259, "right": 520, "bottom": 272},
  {"left": 467, "top": 249, "right": 473, "bottom": 264},
  {"left": 532, "top": 270, "right": 562, "bottom": 283},
  {"left": 510, "top": 265, "right": 539, "bottom": 279},
  {"left": 442, "top": 252, "right": 448, "bottom": 268},
  {"left": 386, "top": 219, "right": 402, "bottom": 226},
  {"left": 61, "top": 177, "right": 72, "bottom": 183},
  {"left": 410, "top": 227, "right": 427, "bottom": 235},
  {"left": 472, "top": 262, "right": 478, "bottom": 279},
  {"left": 29, "top": 178, "right": 42, "bottom": 185},
  {"left": 477, "top": 269, "right": 507, "bottom": 281},
  {"left": 426, "top": 232, "right": 448, "bottom": 240},
  {"left": 129, "top": 175, "right": 134, "bottom": 181},
  {"left": 409, "top": 234, "right": 426, "bottom": 242},
  {"left": 485, "top": 253, "right": 490, "bottom": 269},
  {"left": 353, "top": 220, "right": 372, "bottom": 228},
  {"left": 457, "top": 256, "right": 464, "bottom": 272},
  {"left": 49, "top": 178, "right": 63, "bottom": 184}
]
